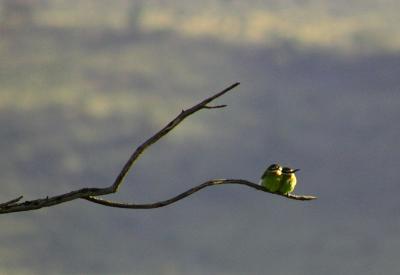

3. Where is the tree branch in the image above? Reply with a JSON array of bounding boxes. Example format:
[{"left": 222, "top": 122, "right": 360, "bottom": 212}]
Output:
[
  {"left": 0, "top": 82, "right": 316, "bottom": 215},
  {"left": 84, "top": 179, "right": 316, "bottom": 209},
  {"left": 0, "top": 195, "right": 23, "bottom": 207},
  {"left": 0, "top": 188, "right": 111, "bottom": 214},
  {"left": 109, "top": 82, "right": 240, "bottom": 193}
]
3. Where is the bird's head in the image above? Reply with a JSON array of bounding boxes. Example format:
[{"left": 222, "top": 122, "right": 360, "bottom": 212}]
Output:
[
  {"left": 266, "top": 164, "right": 282, "bottom": 175},
  {"left": 261, "top": 164, "right": 283, "bottom": 179},
  {"left": 282, "top": 167, "right": 300, "bottom": 174},
  {"left": 268, "top": 164, "right": 282, "bottom": 172}
]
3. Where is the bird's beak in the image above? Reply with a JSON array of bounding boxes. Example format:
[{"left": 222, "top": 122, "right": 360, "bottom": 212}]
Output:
[{"left": 293, "top": 168, "right": 300, "bottom": 173}]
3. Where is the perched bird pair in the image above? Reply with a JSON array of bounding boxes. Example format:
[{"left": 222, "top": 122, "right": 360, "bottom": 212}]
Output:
[{"left": 259, "top": 164, "right": 299, "bottom": 195}]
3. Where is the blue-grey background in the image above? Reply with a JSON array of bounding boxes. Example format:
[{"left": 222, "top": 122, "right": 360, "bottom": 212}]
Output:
[{"left": 1, "top": 1, "right": 400, "bottom": 274}]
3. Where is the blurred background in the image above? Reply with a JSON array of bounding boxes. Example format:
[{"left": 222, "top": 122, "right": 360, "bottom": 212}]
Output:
[{"left": 1, "top": 0, "right": 400, "bottom": 274}]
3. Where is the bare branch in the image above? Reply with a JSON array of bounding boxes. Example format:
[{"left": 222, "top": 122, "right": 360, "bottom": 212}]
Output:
[
  {"left": 84, "top": 179, "right": 316, "bottom": 209},
  {"left": 0, "top": 82, "right": 317, "bottom": 215},
  {"left": 109, "top": 82, "right": 240, "bottom": 192},
  {"left": 0, "top": 188, "right": 111, "bottom": 214},
  {"left": 0, "top": 83, "right": 242, "bottom": 214},
  {"left": 203, "top": 104, "right": 227, "bottom": 109},
  {"left": 0, "top": 196, "right": 23, "bottom": 207}
]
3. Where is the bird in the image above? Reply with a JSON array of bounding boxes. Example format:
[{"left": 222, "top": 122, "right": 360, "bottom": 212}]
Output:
[
  {"left": 278, "top": 167, "right": 300, "bottom": 195},
  {"left": 259, "top": 164, "right": 283, "bottom": 192}
]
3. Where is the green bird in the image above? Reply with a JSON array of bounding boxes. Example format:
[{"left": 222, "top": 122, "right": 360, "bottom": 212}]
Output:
[
  {"left": 259, "top": 164, "right": 283, "bottom": 192},
  {"left": 278, "top": 167, "right": 300, "bottom": 195}
]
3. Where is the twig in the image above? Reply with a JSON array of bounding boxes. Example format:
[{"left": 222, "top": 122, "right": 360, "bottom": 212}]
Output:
[
  {"left": 0, "top": 196, "right": 23, "bottom": 207},
  {"left": 84, "top": 179, "right": 316, "bottom": 209},
  {"left": 0, "top": 188, "right": 110, "bottom": 214},
  {"left": 203, "top": 104, "right": 227, "bottom": 109},
  {"left": 109, "top": 82, "right": 240, "bottom": 192}
]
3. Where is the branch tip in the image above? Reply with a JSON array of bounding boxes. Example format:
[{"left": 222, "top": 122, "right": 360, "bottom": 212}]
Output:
[
  {"left": 204, "top": 104, "right": 227, "bottom": 109},
  {"left": 0, "top": 195, "right": 24, "bottom": 207}
]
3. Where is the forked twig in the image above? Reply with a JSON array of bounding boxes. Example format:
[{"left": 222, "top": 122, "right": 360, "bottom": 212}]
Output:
[{"left": 109, "top": 82, "right": 241, "bottom": 193}]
